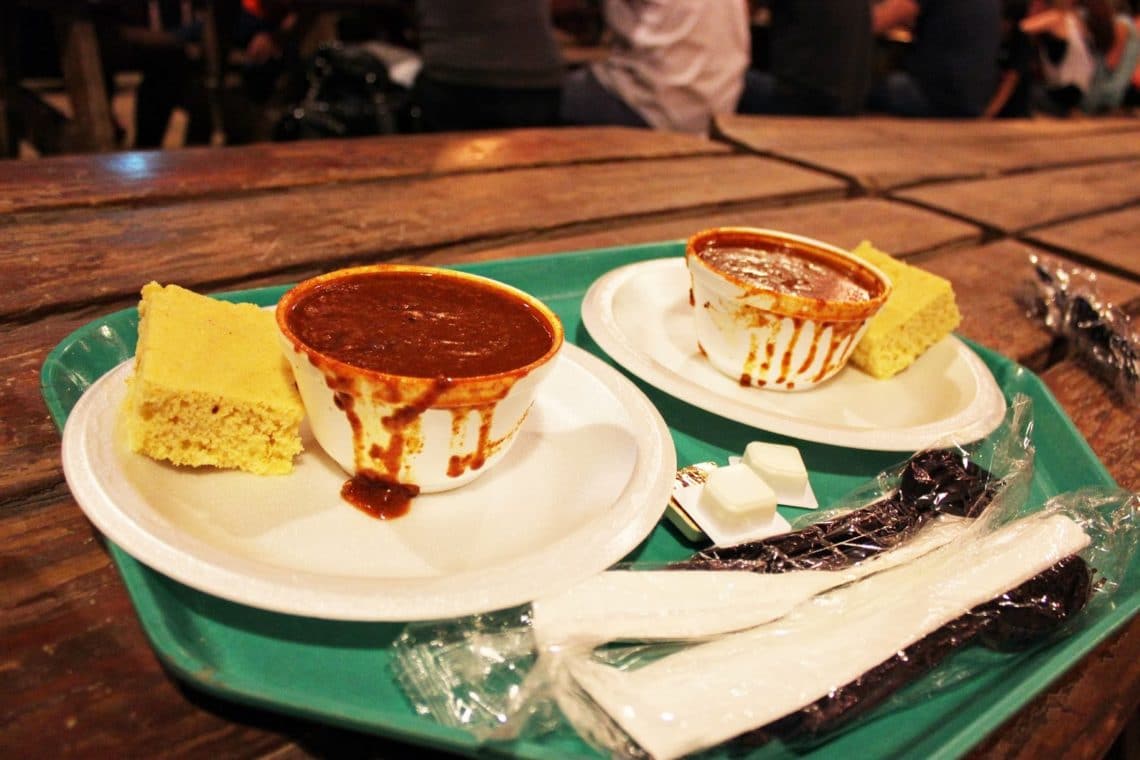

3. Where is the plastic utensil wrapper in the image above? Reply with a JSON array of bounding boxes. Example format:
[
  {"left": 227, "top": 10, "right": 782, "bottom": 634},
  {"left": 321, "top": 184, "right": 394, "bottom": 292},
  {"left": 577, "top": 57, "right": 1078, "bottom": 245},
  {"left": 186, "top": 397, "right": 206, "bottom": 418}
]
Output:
[{"left": 391, "top": 395, "right": 1139, "bottom": 759}]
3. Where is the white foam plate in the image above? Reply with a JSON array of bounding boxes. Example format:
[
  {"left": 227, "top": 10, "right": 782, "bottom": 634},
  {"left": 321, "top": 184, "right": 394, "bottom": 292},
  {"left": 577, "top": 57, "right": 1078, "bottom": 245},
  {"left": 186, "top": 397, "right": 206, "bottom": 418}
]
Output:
[
  {"left": 581, "top": 258, "right": 1006, "bottom": 451},
  {"left": 61, "top": 343, "right": 676, "bottom": 621}
]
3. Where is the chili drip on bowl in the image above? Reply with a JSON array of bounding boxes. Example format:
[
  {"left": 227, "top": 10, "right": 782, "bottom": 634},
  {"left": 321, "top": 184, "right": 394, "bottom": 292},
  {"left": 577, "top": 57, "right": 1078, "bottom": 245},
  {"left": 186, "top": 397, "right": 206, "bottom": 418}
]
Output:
[
  {"left": 277, "top": 264, "right": 563, "bottom": 517},
  {"left": 686, "top": 227, "right": 891, "bottom": 391}
]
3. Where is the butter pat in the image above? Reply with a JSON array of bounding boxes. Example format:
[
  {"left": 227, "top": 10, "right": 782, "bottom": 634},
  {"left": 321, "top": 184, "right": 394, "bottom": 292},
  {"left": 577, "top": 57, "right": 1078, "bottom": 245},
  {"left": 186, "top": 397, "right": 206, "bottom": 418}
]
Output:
[
  {"left": 742, "top": 442, "right": 808, "bottom": 495},
  {"left": 672, "top": 462, "right": 792, "bottom": 546},
  {"left": 701, "top": 464, "right": 778, "bottom": 525}
]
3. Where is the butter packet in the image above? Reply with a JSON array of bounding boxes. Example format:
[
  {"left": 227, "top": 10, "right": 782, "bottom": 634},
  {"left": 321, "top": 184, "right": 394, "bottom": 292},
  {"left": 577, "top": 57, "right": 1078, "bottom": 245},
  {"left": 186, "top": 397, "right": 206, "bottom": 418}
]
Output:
[{"left": 667, "top": 453, "right": 819, "bottom": 547}]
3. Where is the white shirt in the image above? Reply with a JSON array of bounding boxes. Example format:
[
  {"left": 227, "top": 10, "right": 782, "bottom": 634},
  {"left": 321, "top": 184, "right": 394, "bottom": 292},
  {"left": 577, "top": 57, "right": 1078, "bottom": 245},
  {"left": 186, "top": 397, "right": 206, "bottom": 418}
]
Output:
[
  {"left": 590, "top": 0, "right": 750, "bottom": 133},
  {"left": 1039, "top": 12, "right": 1095, "bottom": 93}
]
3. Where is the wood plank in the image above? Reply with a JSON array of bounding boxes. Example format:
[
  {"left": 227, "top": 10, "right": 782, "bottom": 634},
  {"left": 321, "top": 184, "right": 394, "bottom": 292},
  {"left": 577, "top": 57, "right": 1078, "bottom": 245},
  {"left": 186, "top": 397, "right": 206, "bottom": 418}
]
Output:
[
  {"left": 437, "top": 197, "right": 981, "bottom": 265},
  {"left": 716, "top": 115, "right": 1140, "bottom": 191},
  {"left": 0, "top": 308, "right": 114, "bottom": 502},
  {"left": 920, "top": 241, "right": 1140, "bottom": 370},
  {"left": 764, "top": 134, "right": 1140, "bottom": 193},
  {"left": 921, "top": 116, "right": 1140, "bottom": 143},
  {"left": 0, "top": 127, "right": 731, "bottom": 216},
  {"left": 921, "top": 240, "right": 1055, "bottom": 368},
  {"left": 716, "top": 113, "right": 1140, "bottom": 154},
  {"left": 0, "top": 154, "right": 844, "bottom": 319},
  {"left": 1024, "top": 206, "right": 1140, "bottom": 280},
  {"left": 716, "top": 114, "right": 920, "bottom": 151},
  {"left": 799, "top": 144, "right": 989, "bottom": 193},
  {"left": 949, "top": 131, "right": 1140, "bottom": 176},
  {"left": 716, "top": 114, "right": 1140, "bottom": 153},
  {"left": 894, "top": 160, "right": 1140, "bottom": 235}
]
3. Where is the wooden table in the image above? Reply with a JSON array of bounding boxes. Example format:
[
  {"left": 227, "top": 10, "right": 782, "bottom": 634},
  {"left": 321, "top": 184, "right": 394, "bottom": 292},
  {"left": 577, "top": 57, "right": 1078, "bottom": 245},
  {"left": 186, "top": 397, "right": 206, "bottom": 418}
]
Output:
[{"left": 2, "top": 118, "right": 1139, "bottom": 758}]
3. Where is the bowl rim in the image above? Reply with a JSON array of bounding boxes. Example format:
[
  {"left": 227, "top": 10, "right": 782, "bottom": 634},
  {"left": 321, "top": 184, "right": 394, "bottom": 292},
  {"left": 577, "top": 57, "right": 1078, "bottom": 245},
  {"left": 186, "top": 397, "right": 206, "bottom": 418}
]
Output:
[
  {"left": 276, "top": 263, "right": 565, "bottom": 385},
  {"left": 685, "top": 226, "right": 893, "bottom": 322}
]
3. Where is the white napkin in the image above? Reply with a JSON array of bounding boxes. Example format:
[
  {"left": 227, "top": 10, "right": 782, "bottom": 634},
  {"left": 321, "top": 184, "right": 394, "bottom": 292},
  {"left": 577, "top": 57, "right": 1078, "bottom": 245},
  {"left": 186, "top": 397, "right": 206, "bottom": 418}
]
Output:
[
  {"left": 532, "top": 515, "right": 969, "bottom": 649},
  {"left": 563, "top": 513, "right": 1090, "bottom": 760}
]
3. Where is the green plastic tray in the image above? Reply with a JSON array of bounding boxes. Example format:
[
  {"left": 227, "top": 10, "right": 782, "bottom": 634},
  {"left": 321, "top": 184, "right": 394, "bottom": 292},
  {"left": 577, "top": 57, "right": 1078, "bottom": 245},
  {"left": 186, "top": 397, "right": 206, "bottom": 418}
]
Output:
[{"left": 44, "top": 242, "right": 1135, "bottom": 759}]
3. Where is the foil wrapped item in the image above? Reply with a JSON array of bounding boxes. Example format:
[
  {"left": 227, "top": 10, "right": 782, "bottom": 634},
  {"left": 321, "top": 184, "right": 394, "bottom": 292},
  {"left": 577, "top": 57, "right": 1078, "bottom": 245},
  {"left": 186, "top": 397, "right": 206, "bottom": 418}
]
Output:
[{"left": 1025, "top": 254, "right": 1139, "bottom": 403}]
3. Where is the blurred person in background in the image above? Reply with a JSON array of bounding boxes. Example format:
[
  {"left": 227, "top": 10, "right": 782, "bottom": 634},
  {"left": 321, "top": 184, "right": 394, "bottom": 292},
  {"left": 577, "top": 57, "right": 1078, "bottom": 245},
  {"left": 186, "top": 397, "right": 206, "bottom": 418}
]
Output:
[
  {"left": 867, "top": 0, "right": 1003, "bottom": 117},
  {"left": 1080, "top": 0, "right": 1139, "bottom": 112},
  {"left": 559, "top": 0, "right": 750, "bottom": 134},
  {"left": 54, "top": 0, "right": 310, "bottom": 149},
  {"left": 737, "top": 0, "right": 925, "bottom": 116},
  {"left": 737, "top": 0, "right": 876, "bottom": 116},
  {"left": 95, "top": 1, "right": 213, "bottom": 148},
  {"left": 983, "top": 0, "right": 1036, "bottom": 117},
  {"left": 1128, "top": 0, "right": 1140, "bottom": 105},
  {"left": 411, "top": 0, "right": 565, "bottom": 131},
  {"left": 1020, "top": 0, "right": 1139, "bottom": 115},
  {"left": 231, "top": 0, "right": 314, "bottom": 105},
  {"left": 1020, "top": 0, "right": 1097, "bottom": 113},
  {"left": 149, "top": 0, "right": 316, "bottom": 145}
]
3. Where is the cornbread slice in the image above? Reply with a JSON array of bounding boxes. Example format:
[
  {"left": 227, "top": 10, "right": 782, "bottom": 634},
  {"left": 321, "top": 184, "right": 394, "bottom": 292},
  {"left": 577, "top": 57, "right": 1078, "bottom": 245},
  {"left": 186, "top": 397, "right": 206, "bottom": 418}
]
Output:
[
  {"left": 123, "top": 282, "right": 304, "bottom": 474},
  {"left": 848, "top": 241, "right": 962, "bottom": 379}
]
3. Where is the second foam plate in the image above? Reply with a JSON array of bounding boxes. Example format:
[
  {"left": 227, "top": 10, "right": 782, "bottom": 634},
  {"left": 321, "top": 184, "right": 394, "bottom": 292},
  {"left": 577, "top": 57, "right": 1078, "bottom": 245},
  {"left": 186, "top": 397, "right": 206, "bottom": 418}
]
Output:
[{"left": 581, "top": 258, "right": 1006, "bottom": 451}]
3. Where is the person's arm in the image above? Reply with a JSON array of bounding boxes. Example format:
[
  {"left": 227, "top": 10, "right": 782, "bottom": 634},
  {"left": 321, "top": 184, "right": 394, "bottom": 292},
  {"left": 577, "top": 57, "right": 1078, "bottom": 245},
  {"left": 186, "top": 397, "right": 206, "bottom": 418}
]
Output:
[
  {"left": 245, "top": 30, "right": 282, "bottom": 63},
  {"left": 1105, "top": 16, "right": 1132, "bottom": 70},
  {"left": 1020, "top": 8, "right": 1067, "bottom": 37},
  {"left": 982, "top": 69, "right": 1021, "bottom": 118},
  {"left": 872, "top": 0, "right": 919, "bottom": 35},
  {"left": 244, "top": 7, "right": 315, "bottom": 64}
]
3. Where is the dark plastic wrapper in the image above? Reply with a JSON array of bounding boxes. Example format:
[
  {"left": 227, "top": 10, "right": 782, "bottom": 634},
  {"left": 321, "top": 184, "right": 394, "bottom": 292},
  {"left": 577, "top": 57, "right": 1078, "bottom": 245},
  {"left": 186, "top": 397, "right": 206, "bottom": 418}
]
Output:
[
  {"left": 390, "top": 395, "right": 1139, "bottom": 759},
  {"left": 745, "top": 483, "right": 1138, "bottom": 749},
  {"left": 674, "top": 393, "right": 1033, "bottom": 575},
  {"left": 673, "top": 447, "right": 1000, "bottom": 574},
  {"left": 1022, "top": 253, "right": 1139, "bottom": 403}
]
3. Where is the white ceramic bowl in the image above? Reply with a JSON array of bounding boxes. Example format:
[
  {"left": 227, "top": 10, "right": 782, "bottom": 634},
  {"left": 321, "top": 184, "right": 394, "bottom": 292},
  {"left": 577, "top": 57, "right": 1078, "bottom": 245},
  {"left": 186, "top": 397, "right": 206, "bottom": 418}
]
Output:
[
  {"left": 686, "top": 227, "right": 892, "bottom": 391},
  {"left": 276, "top": 264, "right": 564, "bottom": 493}
]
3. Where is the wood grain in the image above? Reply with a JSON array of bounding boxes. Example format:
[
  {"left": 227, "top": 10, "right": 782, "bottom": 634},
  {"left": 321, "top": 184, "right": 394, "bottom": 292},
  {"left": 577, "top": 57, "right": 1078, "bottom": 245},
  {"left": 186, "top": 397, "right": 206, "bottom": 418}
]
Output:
[
  {"left": 716, "top": 114, "right": 1140, "bottom": 153},
  {"left": 716, "top": 114, "right": 1140, "bottom": 192},
  {"left": 921, "top": 241, "right": 1056, "bottom": 369},
  {"left": 0, "top": 127, "right": 731, "bottom": 216},
  {"left": 919, "top": 241, "right": 1139, "bottom": 370},
  {"left": 894, "top": 159, "right": 1140, "bottom": 235},
  {"left": 1024, "top": 206, "right": 1140, "bottom": 279},
  {"left": 0, "top": 154, "right": 844, "bottom": 320},
  {"left": 0, "top": 310, "right": 122, "bottom": 502},
  {"left": 446, "top": 197, "right": 981, "bottom": 264}
]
